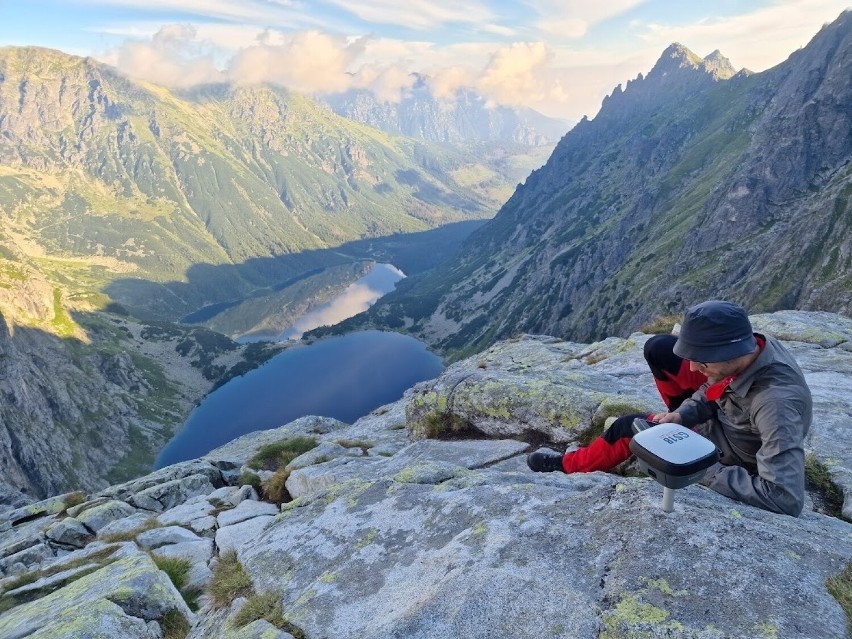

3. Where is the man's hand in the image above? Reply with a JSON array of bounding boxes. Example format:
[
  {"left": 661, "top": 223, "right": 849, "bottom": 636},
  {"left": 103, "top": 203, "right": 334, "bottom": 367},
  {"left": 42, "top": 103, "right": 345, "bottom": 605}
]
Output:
[{"left": 651, "top": 411, "right": 682, "bottom": 424}]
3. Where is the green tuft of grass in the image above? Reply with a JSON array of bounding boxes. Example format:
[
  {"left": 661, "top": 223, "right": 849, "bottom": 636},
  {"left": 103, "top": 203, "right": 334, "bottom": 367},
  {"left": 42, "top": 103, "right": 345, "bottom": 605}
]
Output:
[
  {"left": 62, "top": 491, "right": 88, "bottom": 512},
  {"left": 805, "top": 454, "right": 849, "bottom": 521},
  {"left": 152, "top": 555, "right": 192, "bottom": 592},
  {"left": 231, "top": 592, "right": 307, "bottom": 639},
  {"left": 261, "top": 469, "right": 292, "bottom": 503},
  {"left": 247, "top": 437, "right": 318, "bottom": 471},
  {"left": 827, "top": 563, "right": 852, "bottom": 630},
  {"left": 639, "top": 314, "right": 682, "bottom": 334},
  {"left": 209, "top": 551, "right": 253, "bottom": 608},
  {"left": 0, "top": 595, "right": 17, "bottom": 615},
  {"left": 1, "top": 571, "right": 40, "bottom": 594},
  {"left": 233, "top": 592, "right": 285, "bottom": 628},
  {"left": 238, "top": 471, "right": 263, "bottom": 491},
  {"left": 161, "top": 609, "right": 191, "bottom": 639},
  {"left": 99, "top": 517, "right": 160, "bottom": 543},
  {"left": 152, "top": 554, "right": 202, "bottom": 610}
]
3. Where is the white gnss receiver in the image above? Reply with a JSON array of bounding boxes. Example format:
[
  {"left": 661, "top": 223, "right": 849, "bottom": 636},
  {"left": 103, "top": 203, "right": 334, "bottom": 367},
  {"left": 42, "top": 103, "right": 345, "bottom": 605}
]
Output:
[{"left": 629, "top": 419, "right": 720, "bottom": 512}]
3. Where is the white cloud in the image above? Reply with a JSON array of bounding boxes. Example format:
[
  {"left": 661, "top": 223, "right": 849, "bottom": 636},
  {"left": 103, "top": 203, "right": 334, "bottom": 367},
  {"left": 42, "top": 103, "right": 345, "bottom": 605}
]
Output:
[
  {"left": 227, "top": 31, "right": 367, "bottom": 93},
  {"left": 95, "top": 1, "right": 850, "bottom": 122},
  {"left": 323, "top": 0, "right": 495, "bottom": 30},
  {"left": 76, "top": 0, "right": 300, "bottom": 25},
  {"left": 481, "top": 24, "right": 519, "bottom": 37},
  {"left": 634, "top": 0, "right": 850, "bottom": 72},
  {"left": 426, "top": 65, "right": 477, "bottom": 99},
  {"left": 528, "top": 0, "right": 647, "bottom": 38},
  {"left": 113, "top": 24, "right": 224, "bottom": 87},
  {"left": 350, "top": 65, "right": 418, "bottom": 102},
  {"left": 105, "top": 23, "right": 607, "bottom": 118},
  {"left": 538, "top": 17, "right": 589, "bottom": 39},
  {"left": 475, "top": 42, "right": 566, "bottom": 109}
]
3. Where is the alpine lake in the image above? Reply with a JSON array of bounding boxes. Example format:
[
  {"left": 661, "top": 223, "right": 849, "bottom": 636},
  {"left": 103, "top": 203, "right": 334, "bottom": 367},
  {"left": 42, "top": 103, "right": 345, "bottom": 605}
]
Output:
[{"left": 155, "top": 264, "right": 444, "bottom": 467}]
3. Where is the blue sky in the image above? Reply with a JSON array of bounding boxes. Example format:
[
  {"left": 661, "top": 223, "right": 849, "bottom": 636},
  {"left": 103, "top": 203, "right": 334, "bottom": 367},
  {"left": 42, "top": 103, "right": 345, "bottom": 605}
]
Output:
[{"left": 1, "top": 1, "right": 849, "bottom": 120}]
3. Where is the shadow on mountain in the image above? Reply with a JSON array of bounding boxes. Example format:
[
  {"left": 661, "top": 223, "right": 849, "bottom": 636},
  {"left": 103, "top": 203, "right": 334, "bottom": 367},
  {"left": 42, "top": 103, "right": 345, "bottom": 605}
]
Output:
[
  {"left": 0, "top": 291, "right": 292, "bottom": 501},
  {"left": 104, "top": 220, "right": 486, "bottom": 323}
]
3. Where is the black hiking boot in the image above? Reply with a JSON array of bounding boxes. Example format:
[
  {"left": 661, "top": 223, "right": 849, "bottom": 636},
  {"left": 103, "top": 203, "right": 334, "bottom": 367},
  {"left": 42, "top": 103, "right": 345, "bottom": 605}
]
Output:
[{"left": 526, "top": 449, "right": 565, "bottom": 473}]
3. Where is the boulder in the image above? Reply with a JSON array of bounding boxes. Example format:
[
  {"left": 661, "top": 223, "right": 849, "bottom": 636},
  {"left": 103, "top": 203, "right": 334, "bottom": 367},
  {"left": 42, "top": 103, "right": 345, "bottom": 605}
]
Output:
[
  {"left": 96, "top": 512, "right": 157, "bottom": 541},
  {"left": 157, "top": 494, "right": 219, "bottom": 527},
  {"left": 228, "top": 485, "right": 260, "bottom": 506},
  {"left": 3, "top": 492, "right": 83, "bottom": 527},
  {"left": 137, "top": 525, "right": 203, "bottom": 550},
  {"left": 75, "top": 499, "right": 138, "bottom": 532},
  {"left": 44, "top": 517, "right": 92, "bottom": 548},
  {"left": 216, "top": 500, "right": 279, "bottom": 528},
  {"left": 215, "top": 516, "right": 276, "bottom": 556},
  {"left": 243, "top": 470, "right": 852, "bottom": 639},
  {"left": 129, "top": 474, "right": 218, "bottom": 512},
  {"left": 100, "top": 460, "right": 224, "bottom": 502},
  {"left": 0, "top": 550, "right": 194, "bottom": 636}
]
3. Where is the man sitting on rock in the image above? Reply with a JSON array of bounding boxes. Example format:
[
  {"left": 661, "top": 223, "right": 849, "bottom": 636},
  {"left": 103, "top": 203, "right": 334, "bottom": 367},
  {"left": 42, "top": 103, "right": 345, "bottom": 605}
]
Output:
[{"left": 527, "top": 300, "right": 813, "bottom": 517}]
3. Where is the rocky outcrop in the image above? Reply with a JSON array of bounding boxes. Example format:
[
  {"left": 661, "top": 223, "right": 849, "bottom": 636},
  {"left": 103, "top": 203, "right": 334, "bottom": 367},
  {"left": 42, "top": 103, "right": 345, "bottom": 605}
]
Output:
[{"left": 1, "top": 311, "right": 851, "bottom": 637}]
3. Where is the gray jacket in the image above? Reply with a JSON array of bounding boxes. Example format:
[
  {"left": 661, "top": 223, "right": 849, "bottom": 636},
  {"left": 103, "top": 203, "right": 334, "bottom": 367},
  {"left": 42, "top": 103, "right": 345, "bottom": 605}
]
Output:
[{"left": 675, "top": 334, "right": 812, "bottom": 516}]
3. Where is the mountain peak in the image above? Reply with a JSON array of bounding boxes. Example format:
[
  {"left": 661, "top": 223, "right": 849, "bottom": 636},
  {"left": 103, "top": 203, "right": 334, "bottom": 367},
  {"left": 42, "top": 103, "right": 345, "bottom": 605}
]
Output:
[
  {"left": 598, "top": 42, "right": 736, "bottom": 117},
  {"left": 658, "top": 42, "right": 704, "bottom": 68},
  {"left": 648, "top": 42, "right": 721, "bottom": 77},
  {"left": 641, "top": 42, "right": 738, "bottom": 88},
  {"left": 702, "top": 49, "right": 737, "bottom": 79}
]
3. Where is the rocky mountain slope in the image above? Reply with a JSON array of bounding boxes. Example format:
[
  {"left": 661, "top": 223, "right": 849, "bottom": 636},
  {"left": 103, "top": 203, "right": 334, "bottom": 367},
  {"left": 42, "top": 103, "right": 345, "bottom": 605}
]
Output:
[
  {"left": 0, "top": 199, "right": 285, "bottom": 504},
  {"left": 1, "top": 310, "right": 850, "bottom": 637},
  {"left": 350, "top": 11, "right": 852, "bottom": 360},
  {"left": 323, "top": 78, "right": 568, "bottom": 146},
  {"left": 0, "top": 307, "right": 284, "bottom": 507},
  {"left": 322, "top": 82, "right": 565, "bottom": 214}
]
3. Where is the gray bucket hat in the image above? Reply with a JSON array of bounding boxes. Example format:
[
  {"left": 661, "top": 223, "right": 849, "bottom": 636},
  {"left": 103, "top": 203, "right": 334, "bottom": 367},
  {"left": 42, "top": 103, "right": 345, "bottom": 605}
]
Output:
[{"left": 673, "top": 300, "right": 757, "bottom": 363}]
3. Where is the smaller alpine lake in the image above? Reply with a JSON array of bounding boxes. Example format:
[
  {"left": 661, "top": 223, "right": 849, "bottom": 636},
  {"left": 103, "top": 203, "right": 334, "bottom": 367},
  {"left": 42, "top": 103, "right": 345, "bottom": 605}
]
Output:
[{"left": 155, "top": 330, "right": 443, "bottom": 468}]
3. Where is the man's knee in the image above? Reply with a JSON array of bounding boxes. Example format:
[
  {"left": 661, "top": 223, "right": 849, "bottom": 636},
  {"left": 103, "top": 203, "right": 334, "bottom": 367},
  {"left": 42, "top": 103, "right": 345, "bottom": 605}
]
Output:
[
  {"left": 601, "top": 413, "right": 646, "bottom": 443},
  {"left": 643, "top": 334, "right": 681, "bottom": 379}
]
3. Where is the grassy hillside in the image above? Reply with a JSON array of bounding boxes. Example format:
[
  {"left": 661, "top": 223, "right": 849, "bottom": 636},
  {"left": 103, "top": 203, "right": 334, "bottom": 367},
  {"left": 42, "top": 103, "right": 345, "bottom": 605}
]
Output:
[{"left": 0, "top": 46, "right": 540, "bottom": 326}]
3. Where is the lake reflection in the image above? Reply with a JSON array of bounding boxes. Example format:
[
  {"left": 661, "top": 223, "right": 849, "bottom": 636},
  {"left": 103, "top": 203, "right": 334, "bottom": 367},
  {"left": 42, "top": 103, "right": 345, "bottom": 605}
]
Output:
[
  {"left": 279, "top": 263, "right": 404, "bottom": 340},
  {"left": 155, "top": 330, "right": 443, "bottom": 468}
]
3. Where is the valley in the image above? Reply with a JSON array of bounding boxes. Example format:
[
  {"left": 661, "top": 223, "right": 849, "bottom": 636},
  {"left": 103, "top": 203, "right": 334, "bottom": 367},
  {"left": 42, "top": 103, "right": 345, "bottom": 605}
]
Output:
[{"left": 0, "top": 46, "right": 556, "bottom": 500}]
